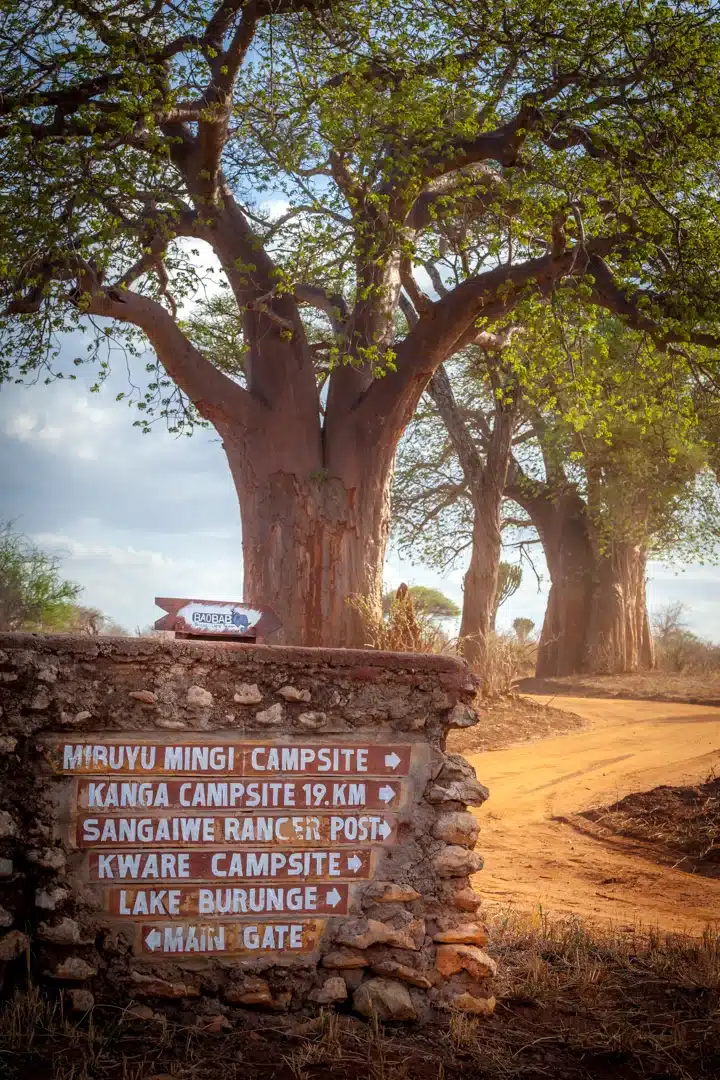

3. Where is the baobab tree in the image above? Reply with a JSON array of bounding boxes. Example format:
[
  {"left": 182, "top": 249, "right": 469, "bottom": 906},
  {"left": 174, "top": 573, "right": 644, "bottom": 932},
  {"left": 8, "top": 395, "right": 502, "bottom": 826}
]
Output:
[
  {"left": 3, "top": 0, "right": 720, "bottom": 644},
  {"left": 392, "top": 312, "right": 717, "bottom": 674}
]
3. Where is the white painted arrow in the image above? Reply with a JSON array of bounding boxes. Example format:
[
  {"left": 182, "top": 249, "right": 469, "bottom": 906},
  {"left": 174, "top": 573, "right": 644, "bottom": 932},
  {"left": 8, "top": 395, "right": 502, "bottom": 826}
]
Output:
[
  {"left": 379, "top": 820, "right": 392, "bottom": 840},
  {"left": 326, "top": 888, "right": 343, "bottom": 908},
  {"left": 347, "top": 854, "right": 362, "bottom": 873},
  {"left": 145, "top": 929, "right": 161, "bottom": 952},
  {"left": 379, "top": 784, "right": 396, "bottom": 804},
  {"left": 384, "top": 752, "right": 401, "bottom": 770}
]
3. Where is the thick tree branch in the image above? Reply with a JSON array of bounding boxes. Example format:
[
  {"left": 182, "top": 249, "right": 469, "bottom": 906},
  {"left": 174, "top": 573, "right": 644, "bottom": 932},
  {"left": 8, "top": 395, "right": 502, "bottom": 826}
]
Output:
[
  {"left": 421, "top": 105, "right": 536, "bottom": 178},
  {"left": 294, "top": 284, "right": 349, "bottom": 335},
  {"left": 353, "top": 233, "right": 661, "bottom": 438},
  {"left": 427, "top": 366, "right": 486, "bottom": 492},
  {"left": 400, "top": 259, "right": 433, "bottom": 316},
  {"left": 80, "top": 283, "right": 253, "bottom": 426},
  {"left": 193, "top": 2, "right": 260, "bottom": 187},
  {"left": 588, "top": 254, "right": 720, "bottom": 350},
  {"left": 398, "top": 290, "right": 418, "bottom": 328},
  {"left": 405, "top": 163, "right": 518, "bottom": 232},
  {"left": 423, "top": 260, "right": 449, "bottom": 298},
  {"left": 394, "top": 237, "right": 618, "bottom": 382}
]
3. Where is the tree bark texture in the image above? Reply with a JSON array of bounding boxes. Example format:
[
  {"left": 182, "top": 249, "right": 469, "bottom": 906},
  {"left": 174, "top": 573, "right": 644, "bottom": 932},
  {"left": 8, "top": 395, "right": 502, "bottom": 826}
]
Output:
[
  {"left": 458, "top": 496, "right": 504, "bottom": 671},
  {"left": 525, "top": 491, "right": 654, "bottom": 676},
  {"left": 216, "top": 379, "right": 399, "bottom": 646},
  {"left": 224, "top": 439, "right": 393, "bottom": 648},
  {"left": 530, "top": 491, "right": 595, "bottom": 677},
  {"left": 585, "top": 541, "right": 655, "bottom": 673}
]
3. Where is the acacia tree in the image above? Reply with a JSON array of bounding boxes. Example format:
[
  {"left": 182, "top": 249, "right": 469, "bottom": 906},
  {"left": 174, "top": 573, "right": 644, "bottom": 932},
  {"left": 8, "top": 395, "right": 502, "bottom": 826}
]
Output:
[
  {"left": 4, "top": 0, "right": 720, "bottom": 645},
  {"left": 0, "top": 523, "right": 81, "bottom": 630},
  {"left": 513, "top": 617, "right": 535, "bottom": 642},
  {"left": 381, "top": 586, "right": 460, "bottom": 619}
]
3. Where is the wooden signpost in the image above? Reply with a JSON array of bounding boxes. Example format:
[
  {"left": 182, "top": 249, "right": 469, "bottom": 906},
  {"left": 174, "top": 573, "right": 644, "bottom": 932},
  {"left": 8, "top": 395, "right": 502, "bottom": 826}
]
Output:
[
  {"left": 153, "top": 598, "right": 282, "bottom": 641},
  {"left": 48, "top": 737, "right": 412, "bottom": 957}
]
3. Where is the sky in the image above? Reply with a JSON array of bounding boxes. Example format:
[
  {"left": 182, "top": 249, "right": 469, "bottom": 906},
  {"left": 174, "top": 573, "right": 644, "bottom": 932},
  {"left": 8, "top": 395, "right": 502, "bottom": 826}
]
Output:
[{"left": 1, "top": 353, "right": 720, "bottom": 642}]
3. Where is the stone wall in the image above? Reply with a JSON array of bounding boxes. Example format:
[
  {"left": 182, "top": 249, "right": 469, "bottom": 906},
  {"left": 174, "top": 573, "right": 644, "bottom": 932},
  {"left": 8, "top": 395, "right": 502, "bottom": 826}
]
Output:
[{"left": 0, "top": 634, "right": 495, "bottom": 1023}]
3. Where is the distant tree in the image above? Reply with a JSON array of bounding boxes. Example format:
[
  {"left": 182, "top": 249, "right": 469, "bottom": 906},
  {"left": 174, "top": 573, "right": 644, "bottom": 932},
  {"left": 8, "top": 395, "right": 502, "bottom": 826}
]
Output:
[
  {"left": 65, "top": 606, "right": 128, "bottom": 636},
  {"left": 0, "top": 523, "right": 80, "bottom": 630},
  {"left": 393, "top": 310, "right": 719, "bottom": 676},
  {"left": 352, "top": 583, "right": 450, "bottom": 654},
  {"left": 649, "top": 603, "right": 719, "bottom": 672},
  {"left": 382, "top": 585, "right": 459, "bottom": 619},
  {"left": 493, "top": 563, "right": 522, "bottom": 628},
  {"left": 513, "top": 617, "right": 535, "bottom": 643},
  {"left": 392, "top": 349, "right": 524, "bottom": 670},
  {"left": 652, "top": 602, "right": 689, "bottom": 643}
]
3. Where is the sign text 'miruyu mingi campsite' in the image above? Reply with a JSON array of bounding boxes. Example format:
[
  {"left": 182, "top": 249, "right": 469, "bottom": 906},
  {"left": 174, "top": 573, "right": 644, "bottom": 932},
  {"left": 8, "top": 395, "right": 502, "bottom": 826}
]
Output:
[{"left": 47, "top": 738, "right": 412, "bottom": 957}]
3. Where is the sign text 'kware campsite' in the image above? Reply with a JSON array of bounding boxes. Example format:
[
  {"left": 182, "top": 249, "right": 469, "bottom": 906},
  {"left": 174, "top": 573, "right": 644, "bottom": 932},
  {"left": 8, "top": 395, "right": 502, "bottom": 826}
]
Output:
[{"left": 154, "top": 598, "right": 281, "bottom": 640}]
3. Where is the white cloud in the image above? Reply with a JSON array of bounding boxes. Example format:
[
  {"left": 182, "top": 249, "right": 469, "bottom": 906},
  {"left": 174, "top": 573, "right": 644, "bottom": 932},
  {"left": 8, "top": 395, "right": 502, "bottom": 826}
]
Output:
[
  {"left": 4, "top": 396, "right": 124, "bottom": 460},
  {"left": 28, "top": 525, "right": 244, "bottom": 633},
  {"left": 31, "top": 533, "right": 183, "bottom": 571},
  {"left": 5, "top": 412, "right": 37, "bottom": 440}
]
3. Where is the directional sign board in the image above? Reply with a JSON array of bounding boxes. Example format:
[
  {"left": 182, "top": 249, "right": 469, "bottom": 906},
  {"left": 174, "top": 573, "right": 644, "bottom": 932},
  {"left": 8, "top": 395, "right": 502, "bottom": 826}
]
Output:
[
  {"left": 76, "top": 778, "right": 402, "bottom": 810},
  {"left": 141, "top": 920, "right": 324, "bottom": 955},
  {"left": 47, "top": 737, "right": 413, "bottom": 958},
  {"left": 153, "top": 598, "right": 282, "bottom": 640},
  {"left": 51, "top": 743, "right": 410, "bottom": 776},
  {"left": 87, "top": 849, "right": 372, "bottom": 881}
]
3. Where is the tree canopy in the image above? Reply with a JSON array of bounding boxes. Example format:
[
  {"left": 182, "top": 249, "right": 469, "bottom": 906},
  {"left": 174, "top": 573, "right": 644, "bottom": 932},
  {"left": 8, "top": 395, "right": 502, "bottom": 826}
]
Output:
[
  {"left": 513, "top": 616, "right": 535, "bottom": 642},
  {"left": 393, "top": 308, "right": 720, "bottom": 575},
  {"left": 0, "top": 522, "right": 81, "bottom": 631},
  {"left": 4, "top": 0, "right": 720, "bottom": 646},
  {"left": 4, "top": 0, "right": 720, "bottom": 406},
  {"left": 381, "top": 584, "right": 459, "bottom": 618}
]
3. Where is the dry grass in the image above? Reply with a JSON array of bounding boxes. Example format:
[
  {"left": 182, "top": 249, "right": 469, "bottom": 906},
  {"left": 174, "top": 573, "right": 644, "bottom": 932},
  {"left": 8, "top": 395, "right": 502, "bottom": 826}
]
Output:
[
  {"left": 2, "top": 909, "right": 719, "bottom": 1079},
  {"left": 480, "top": 635, "right": 537, "bottom": 699},
  {"left": 349, "top": 589, "right": 537, "bottom": 710},
  {"left": 347, "top": 588, "right": 453, "bottom": 654},
  {"left": 517, "top": 671, "right": 720, "bottom": 706}
]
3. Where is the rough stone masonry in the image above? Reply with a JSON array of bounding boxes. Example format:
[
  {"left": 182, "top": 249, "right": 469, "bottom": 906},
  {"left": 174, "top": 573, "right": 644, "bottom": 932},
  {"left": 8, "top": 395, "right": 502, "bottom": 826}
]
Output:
[{"left": 0, "top": 634, "right": 496, "bottom": 1023}]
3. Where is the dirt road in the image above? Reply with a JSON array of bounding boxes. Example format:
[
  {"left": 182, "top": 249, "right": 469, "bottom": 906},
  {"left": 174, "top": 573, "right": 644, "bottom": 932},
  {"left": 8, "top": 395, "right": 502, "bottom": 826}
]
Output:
[{"left": 467, "top": 696, "right": 720, "bottom": 933}]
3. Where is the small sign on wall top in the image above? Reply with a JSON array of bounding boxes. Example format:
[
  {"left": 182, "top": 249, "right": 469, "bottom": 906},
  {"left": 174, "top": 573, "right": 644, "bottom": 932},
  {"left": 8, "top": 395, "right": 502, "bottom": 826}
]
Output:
[{"left": 154, "top": 598, "right": 281, "bottom": 640}]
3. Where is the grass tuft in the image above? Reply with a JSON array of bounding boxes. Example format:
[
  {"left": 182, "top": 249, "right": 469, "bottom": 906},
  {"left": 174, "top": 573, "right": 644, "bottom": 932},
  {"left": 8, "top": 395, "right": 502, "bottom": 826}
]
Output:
[{"left": 1, "top": 909, "right": 719, "bottom": 1079}]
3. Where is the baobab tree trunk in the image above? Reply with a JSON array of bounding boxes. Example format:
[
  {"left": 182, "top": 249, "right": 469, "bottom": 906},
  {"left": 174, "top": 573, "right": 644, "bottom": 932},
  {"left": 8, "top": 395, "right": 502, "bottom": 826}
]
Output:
[
  {"left": 527, "top": 490, "right": 654, "bottom": 676},
  {"left": 222, "top": 413, "right": 394, "bottom": 647},
  {"left": 459, "top": 493, "right": 504, "bottom": 671},
  {"left": 585, "top": 542, "right": 655, "bottom": 673},
  {"left": 531, "top": 491, "right": 595, "bottom": 677}
]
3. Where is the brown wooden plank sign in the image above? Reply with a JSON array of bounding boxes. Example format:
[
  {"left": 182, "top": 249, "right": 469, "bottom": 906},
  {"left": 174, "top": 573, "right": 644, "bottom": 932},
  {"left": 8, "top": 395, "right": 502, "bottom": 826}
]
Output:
[
  {"left": 154, "top": 598, "right": 281, "bottom": 640},
  {"left": 48, "top": 736, "right": 412, "bottom": 960}
]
